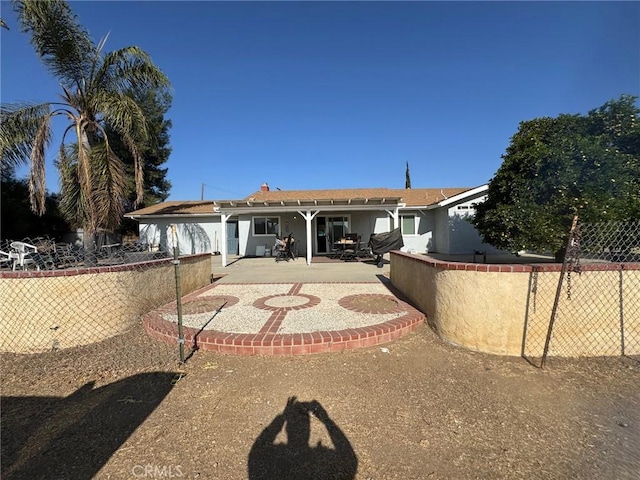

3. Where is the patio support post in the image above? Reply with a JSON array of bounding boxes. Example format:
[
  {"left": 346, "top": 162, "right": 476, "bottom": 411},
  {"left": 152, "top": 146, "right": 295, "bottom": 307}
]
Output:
[
  {"left": 220, "top": 213, "right": 229, "bottom": 267},
  {"left": 386, "top": 208, "right": 399, "bottom": 230},
  {"left": 299, "top": 209, "right": 319, "bottom": 265}
]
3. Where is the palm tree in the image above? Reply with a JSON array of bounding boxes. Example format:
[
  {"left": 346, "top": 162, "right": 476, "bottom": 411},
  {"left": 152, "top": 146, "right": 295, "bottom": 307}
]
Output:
[{"left": 0, "top": 0, "right": 170, "bottom": 257}]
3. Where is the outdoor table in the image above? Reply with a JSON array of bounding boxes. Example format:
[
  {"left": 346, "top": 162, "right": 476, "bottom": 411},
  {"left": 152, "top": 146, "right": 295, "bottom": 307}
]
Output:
[{"left": 333, "top": 240, "right": 355, "bottom": 259}]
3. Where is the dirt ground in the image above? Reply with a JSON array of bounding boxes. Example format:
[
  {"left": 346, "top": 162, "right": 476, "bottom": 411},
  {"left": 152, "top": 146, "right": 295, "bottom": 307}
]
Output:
[{"left": 1, "top": 319, "right": 639, "bottom": 480}]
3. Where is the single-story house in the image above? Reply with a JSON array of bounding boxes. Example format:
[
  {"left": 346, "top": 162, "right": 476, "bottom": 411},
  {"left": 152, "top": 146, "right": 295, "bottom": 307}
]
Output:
[{"left": 125, "top": 183, "right": 502, "bottom": 266}]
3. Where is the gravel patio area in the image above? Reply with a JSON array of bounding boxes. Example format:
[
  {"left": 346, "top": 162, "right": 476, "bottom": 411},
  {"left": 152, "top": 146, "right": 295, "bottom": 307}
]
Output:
[{"left": 143, "top": 281, "right": 424, "bottom": 355}]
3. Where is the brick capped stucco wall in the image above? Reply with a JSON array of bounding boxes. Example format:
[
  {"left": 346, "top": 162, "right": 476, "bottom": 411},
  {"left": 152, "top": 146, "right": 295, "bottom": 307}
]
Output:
[
  {"left": 390, "top": 251, "right": 640, "bottom": 357},
  {"left": 0, "top": 254, "right": 211, "bottom": 353}
]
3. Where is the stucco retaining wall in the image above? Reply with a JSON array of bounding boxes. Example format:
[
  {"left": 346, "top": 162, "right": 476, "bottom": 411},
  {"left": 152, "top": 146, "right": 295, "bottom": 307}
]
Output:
[
  {"left": 0, "top": 254, "right": 211, "bottom": 353},
  {"left": 390, "top": 251, "right": 640, "bottom": 357}
]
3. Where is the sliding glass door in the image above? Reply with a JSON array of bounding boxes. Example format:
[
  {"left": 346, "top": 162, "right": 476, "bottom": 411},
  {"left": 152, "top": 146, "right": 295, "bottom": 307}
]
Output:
[{"left": 315, "top": 216, "right": 349, "bottom": 254}]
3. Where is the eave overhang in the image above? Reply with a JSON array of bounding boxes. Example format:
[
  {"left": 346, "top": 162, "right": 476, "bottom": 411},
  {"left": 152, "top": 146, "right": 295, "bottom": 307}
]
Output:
[
  {"left": 124, "top": 212, "right": 221, "bottom": 220},
  {"left": 425, "top": 184, "right": 489, "bottom": 209}
]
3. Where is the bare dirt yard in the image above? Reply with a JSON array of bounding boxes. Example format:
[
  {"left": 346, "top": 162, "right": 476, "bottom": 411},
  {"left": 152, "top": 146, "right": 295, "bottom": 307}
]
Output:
[{"left": 2, "top": 320, "right": 638, "bottom": 480}]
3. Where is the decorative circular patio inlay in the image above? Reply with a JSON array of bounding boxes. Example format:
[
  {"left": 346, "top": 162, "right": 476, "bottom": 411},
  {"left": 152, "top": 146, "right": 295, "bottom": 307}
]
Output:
[
  {"left": 254, "top": 294, "right": 320, "bottom": 312},
  {"left": 182, "top": 295, "right": 239, "bottom": 315},
  {"left": 339, "top": 294, "right": 402, "bottom": 314}
]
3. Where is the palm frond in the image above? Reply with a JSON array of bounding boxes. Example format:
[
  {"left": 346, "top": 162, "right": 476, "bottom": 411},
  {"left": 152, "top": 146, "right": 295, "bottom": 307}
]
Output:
[
  {"left": 57, "top": 143, "right": 85, "bottom": 228},
  {"left": 88, "top": 143, "right": 127, "bottom": 232},
  {"left": 92, "top": 46, "right": 170, "bottom": 97},
  {"left": 13, "top": 0, "right": 96, "bottom": 89},
  {"left": 94, "top": 93, "right": 150, "bottom": 206},
  {"left": 59, "top": 141, "right": 128, "bottom": 233},
  {"left": 0, "top": 102, "right": 52, "bottom": 172},
  {"left": 96, "top": 94, "right": 147, "bottom": 202},
  {"left": 95, "top": 91, "right": 148, "bottom": 142},
  {"left": 122, "top": 131, "right": 145, "bottom": 206},
  {"left": 58, "top": 84, "right": 82, "bottom": 112}
]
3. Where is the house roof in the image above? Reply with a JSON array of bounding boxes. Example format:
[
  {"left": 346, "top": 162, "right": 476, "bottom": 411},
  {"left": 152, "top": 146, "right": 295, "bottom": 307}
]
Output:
[
  {"left": 126, "top": 187, "right": 476, "bottom": 217},
  {"left": 242, "top": 187, "right": 471, "bottom": 207},
  {"left": 125, "top": 200, "right": 218, "bottom": 217}
]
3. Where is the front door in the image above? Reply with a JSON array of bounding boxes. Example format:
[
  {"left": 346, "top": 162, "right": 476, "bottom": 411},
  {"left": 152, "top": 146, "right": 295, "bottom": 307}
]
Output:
[{"left": 226, "top": 220, "right": 239, "bottom": 255}]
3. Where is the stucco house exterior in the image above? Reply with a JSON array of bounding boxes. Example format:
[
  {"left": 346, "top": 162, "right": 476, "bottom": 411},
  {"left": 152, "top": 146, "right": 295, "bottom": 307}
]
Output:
[{"left": 125, "top": 183, "right": 501, "bottom": 266}]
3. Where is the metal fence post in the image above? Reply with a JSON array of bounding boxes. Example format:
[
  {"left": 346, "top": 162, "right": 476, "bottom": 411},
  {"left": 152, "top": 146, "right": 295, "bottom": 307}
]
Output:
[
  {"left": 619, "top": 266, "right": 625, "bottom": 356},
  {"left": 541, "top": 215, "right": 579, "bottom": 367},
  {"left": 171, "top": 225, "right": 185, "bottom": 363}
]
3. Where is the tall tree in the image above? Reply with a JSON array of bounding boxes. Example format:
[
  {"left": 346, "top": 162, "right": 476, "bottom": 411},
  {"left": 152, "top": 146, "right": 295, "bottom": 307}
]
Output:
[
  {"left": 0, "top": 0, "right": 170, "bottom": 255},
  {"left": 472, "top": 95, "right": 640, "bottom": 260},
  {"left": 405, "top": 161, "right": 411, "bottom": 189}
]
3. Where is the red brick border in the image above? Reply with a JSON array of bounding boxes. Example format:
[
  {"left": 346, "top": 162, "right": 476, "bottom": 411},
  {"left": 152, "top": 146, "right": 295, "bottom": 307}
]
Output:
[
  {"left": 143, "top": 283, "right": 425, "bottom": 356},
  {"left": 0, "top": 253, "right": 210, "bottom": 278},
  {"left": 391, "top": 251, "right": 640, "bottom": 273}
]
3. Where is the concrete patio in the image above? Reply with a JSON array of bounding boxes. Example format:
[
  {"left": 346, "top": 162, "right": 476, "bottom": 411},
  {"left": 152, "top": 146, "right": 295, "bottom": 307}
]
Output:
[{"left": 210, "top": 253, "right": 392, "bottom": 283}]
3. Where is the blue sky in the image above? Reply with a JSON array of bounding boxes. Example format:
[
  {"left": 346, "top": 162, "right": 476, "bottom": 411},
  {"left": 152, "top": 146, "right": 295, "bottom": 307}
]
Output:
[{"left": 2, "top": 1, "right": 639, "bottom": 201}]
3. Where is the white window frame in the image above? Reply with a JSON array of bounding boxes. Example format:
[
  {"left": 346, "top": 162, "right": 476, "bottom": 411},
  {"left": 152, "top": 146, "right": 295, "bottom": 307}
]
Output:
[
  {"left": 400, "top": 214, "right": 417, "bottom": 235},
  {"left": 252, "top": 216, "right": 281, "bottom": 236}
]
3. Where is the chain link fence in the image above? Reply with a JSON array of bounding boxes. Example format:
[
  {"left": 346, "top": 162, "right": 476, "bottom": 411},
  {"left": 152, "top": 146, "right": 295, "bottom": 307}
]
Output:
[
  {"left": 523, "top": 219, "right": 640, "bottom": 367},
  {"left": 1, "top": 236, "right": 170, "bottom": 271},
  {"left": 0, "top": 236, "right": 211, "bottom": 357}
]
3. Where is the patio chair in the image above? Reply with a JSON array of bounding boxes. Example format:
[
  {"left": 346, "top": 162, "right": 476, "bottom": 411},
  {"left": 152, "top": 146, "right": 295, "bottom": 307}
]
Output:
[
  {"left": 53, "top": 243, "right": 84, "bottom": 268},
  {"left": 341, "top": 234, "right": 361, "bottom": 261},
  {"left": 327, "top": 236, "right": 342, "bottom": 259},
  {"left": 9, "top": 241, "right": 38, "bottom": 271},
  {"left": 275, "top": 233, "right": 294, "bottom": 262},
  {"left": 357, "top": 238, "right": 373, "bottom": 259},
  {"left": 31, "top": 250, "right": 56, "bottom": 270}
]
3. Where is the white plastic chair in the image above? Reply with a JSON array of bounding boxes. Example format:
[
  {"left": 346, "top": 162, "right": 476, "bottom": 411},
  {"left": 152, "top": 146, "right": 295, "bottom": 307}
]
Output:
[{"left": 9, "top": 241, "right": 38, "bottom": 271}]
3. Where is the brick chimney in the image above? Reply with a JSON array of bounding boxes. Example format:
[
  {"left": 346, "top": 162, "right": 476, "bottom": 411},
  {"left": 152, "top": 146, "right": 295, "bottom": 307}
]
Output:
[{"left": 261, "top": 182, "right": 269, "bottom": 192}]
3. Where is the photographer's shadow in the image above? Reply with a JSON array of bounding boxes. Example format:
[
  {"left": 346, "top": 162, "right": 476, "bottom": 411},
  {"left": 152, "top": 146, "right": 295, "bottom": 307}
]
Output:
[{"left": 248, "top": 396, "right": 358, "bottom": 480}]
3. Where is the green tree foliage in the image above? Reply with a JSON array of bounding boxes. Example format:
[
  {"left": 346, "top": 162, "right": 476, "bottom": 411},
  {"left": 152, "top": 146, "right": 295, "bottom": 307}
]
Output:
[
  {"left": 0, "top": 0, "right": 170, "bottom": 241},
  {"left": 472, "top": 95, "right": 640, "bottom": 258}
]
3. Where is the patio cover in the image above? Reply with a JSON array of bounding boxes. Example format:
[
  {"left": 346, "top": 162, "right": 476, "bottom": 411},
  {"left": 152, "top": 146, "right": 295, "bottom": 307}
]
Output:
[{"left": 213, "top": 194, "right": 405, "bottom": 266}]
